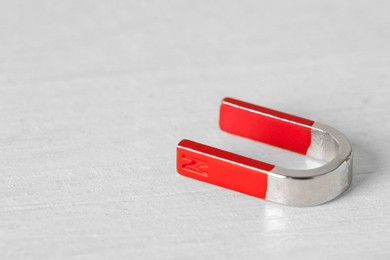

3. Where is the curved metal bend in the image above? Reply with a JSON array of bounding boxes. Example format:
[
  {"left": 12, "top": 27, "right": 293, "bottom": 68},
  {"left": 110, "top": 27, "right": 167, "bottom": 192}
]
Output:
[{"left": 176, "top": 97, "right": 353, "bottom": 206}]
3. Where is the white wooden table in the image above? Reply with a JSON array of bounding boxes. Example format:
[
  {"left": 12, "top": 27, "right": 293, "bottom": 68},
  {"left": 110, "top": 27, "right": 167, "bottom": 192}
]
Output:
[{"left": 1, "top": 1, "right": 389, "bottom": 259}]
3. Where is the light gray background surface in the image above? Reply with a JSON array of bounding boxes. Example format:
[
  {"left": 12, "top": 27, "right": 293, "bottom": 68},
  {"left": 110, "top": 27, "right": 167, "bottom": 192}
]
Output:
[{"left": 1, "top": 1, "right": 389, "bottom": 259}]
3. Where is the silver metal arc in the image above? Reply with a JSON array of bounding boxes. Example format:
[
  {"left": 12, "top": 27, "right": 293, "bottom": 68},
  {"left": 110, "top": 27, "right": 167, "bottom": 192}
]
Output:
[{"left": 265, "top": 122, "right": 353, "bottom": 207}]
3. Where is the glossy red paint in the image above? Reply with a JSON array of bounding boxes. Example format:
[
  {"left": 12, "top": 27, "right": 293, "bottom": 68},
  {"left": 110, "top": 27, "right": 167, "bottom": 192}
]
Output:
[
  {"left": 176, "top": 97, "right": 314, "bottom": 200},
  {"left": 220, "top": 97, "right": 314, "bottom": 155},
  {"left": 177, "top": 139, "right": 272, "bottom": 199}
]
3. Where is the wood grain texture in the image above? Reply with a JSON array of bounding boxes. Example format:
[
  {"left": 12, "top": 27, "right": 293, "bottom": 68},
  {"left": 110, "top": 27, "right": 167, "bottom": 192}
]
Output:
[{"left": 0, "top": 1, "right": 389, "bottom": 259}]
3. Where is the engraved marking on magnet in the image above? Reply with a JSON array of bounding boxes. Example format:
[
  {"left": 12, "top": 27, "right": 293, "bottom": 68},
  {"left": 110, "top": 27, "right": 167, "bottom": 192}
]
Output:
[{"left": 182, "top": 155, "right": 209, "bottom": 177}]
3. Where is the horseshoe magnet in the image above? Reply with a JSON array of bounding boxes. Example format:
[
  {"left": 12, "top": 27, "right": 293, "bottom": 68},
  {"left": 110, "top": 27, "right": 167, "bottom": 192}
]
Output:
[{"left": 176, "top": 97, "right": 353, "bottom": 206}]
